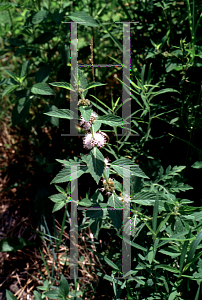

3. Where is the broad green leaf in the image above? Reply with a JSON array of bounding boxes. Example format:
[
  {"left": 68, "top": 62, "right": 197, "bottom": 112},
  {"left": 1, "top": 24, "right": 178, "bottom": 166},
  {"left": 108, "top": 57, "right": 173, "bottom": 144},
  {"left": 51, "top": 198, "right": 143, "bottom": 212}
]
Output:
[
  {"left": 107, "top": 194, "right": 123, "bottom": 208},
  {"left": 95, "top": 115, "right": 129, "bottom": 127},
  {"left": 49, "top": 82, "right": 75, "bottom": 91},
  {"left": 52, "top": 200, "right": 66, "bottom": 212},
  {"left": 44, "top": 109, "right": 79, "bottom": 119},
  {"left": 44, "top": 290, "right": 59, "bottom": 299},
  {"left": 92, "top": 121, "right": 101, "bottom": 133},
  {"left": 33, "top": 291, "right": 42, "bottom": 300},
  {"left": 86, "top": 147, "right": 105, "bottom": 184},
  {"left": 79, "top": 198, "right": 92, "bottom": 206},
  {"left": 31, "top": 83, "right": 54, "bottom": 95},
  {"left": 68, "top": 11, "right": 99, "bottom": 27},
  {"left": 79, "top": 106, "right": 92, "bottom": 122},
  {"left": 51, "top": 166, "right": 88, "bottom": 184},
  {"left": 32, "top": 10, "right": 49, "bottom": 24},
  {"left": 49, "top": 194, "right": 68, "bottom": 203},
  {"left": 58, "top": 275, "right": 69, "bottom": 299},
  {"left": 191, "top": 161, "right": 202, "bottom": 169},
  {"left": 6, "top": 290, "right": 18, "bottom": 300}
]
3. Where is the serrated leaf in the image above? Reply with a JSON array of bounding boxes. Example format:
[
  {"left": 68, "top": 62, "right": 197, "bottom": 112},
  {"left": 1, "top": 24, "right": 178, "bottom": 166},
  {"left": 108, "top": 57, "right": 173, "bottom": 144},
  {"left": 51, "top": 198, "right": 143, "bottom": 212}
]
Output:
[
  {"left": 31, "top": 83, "right": 54, "bottom": 95},
  {"left": 49, "top": 82, "right": 75, "bottom": 91},
  {"left": 44, "top": 109, "right": 79, "bottom": 119},
  {"left": 52, "top": 200, "right": 66, "bottom": 213},
  {"left": 79, "top": 198, "right": 92, "bottom": 206},
  {"left": 55, "top": 185, "right": 66, "bottom": 194},
  {"left": 49, "top": 194, "right": 67, "bottom": 203},
  {"left": 86, "top": 147, "right": 105, "bottom": 184},
  {"left": 79, "top": 106, "right": 92, "bottom": 122},
  {"left": 95, "top": 115, "right": 129, "bottom": 127},
  {"left": 84, "top": 82, "right": 107, "bottom": 91},
  {"left": 51, "top": 166, "right": 88, "bottom": 184}
]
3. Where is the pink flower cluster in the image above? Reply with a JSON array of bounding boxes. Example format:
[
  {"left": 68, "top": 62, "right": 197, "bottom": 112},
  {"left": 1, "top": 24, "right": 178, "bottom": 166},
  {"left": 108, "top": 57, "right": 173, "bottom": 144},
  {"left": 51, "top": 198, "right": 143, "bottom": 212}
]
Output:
[
  {"left": 83, "top": 132, "right": 107, "bottom": 150},
  {"left": 80, "top": 112, "right": 98, "bottom": 131}
]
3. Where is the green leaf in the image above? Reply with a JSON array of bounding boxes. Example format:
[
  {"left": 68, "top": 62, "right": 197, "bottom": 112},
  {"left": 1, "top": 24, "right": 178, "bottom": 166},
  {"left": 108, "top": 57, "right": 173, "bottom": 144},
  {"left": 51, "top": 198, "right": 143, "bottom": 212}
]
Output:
[
  {"left": 2, "top": 85, "right": 19, "bottom": 98},
  {"left": 44, "top": 290, "right": 59, "bottom": 299},
  {"left": 35, "top": 64, "right": 50, "bottom": 83},
  {"left": 55, "top": 185, "right": 66, "bottom": 194},
  {"left": 0, "top": 237, "right": 34, "bottom": 252},
  {"left": 186, "top": 230, "right": 202, "bottom": 265},
  {"left": 5, "top": 70, "right": 19, "bottom": 82},
  {"left": 31, "top": 83, "right": 54, "bottom": 95},
  {"left": 51, "top": 166, "right": 88, "bottom": 184},
  {"left": 191, "top": 161, "right": 202, "bottom": 169},
  {"left": 68, "top": 11, "right": 99, "bottom": 27},
  {"left": 155, "top": 264, "right": 180, "bottom": 273},
  {"left": 49, "top": 82, "right": 75, "bottom": 91},
  {"left": 44, "top": 109, "right": 79, "bottom": 119},
  {"left": 33, "top": 291, "right": 42, "bottom": 300},
  {"left": 79, "top": 106, "right": 92, "bottom": 122},
  {"left": 58, "top": 275, "right": 69, "bottom": 299},
  {"left": 44, "top": 104, "right": 59, "bottom": 127},
  {"left": 52, "top": 200, "right": 66, "bottom": 212},
  {"left": 49, "top": 194, "right": 68, "bottom": 203},
  {"left": 116, "top": 233, "right": 147, "bottom": 251},
  {"left": 107, "top": 194, "right": 123, "bottom": 208},
  {"left": 104, "top": 257, "right": 120, "bottom": 271},
  {"left": 86, "top": 147, "right": 105, "bottom": 184},
  {"left": 84, "top": 82, "right": 107, "bottom": 91},
  {"left": 19, "top": 60, "right": 29, "bottom": 79},
  {"left": 79, "top": 198, "right": 92, "bottom": 206},
  {"left": 6, "top": 290, "right": 18, "bottom": 300},
  {"left": 95, "top": 115, "right": 129, "bottom": 127},
  {"left": 32, "top": 10, "right": 49, "bottom": 24}
]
